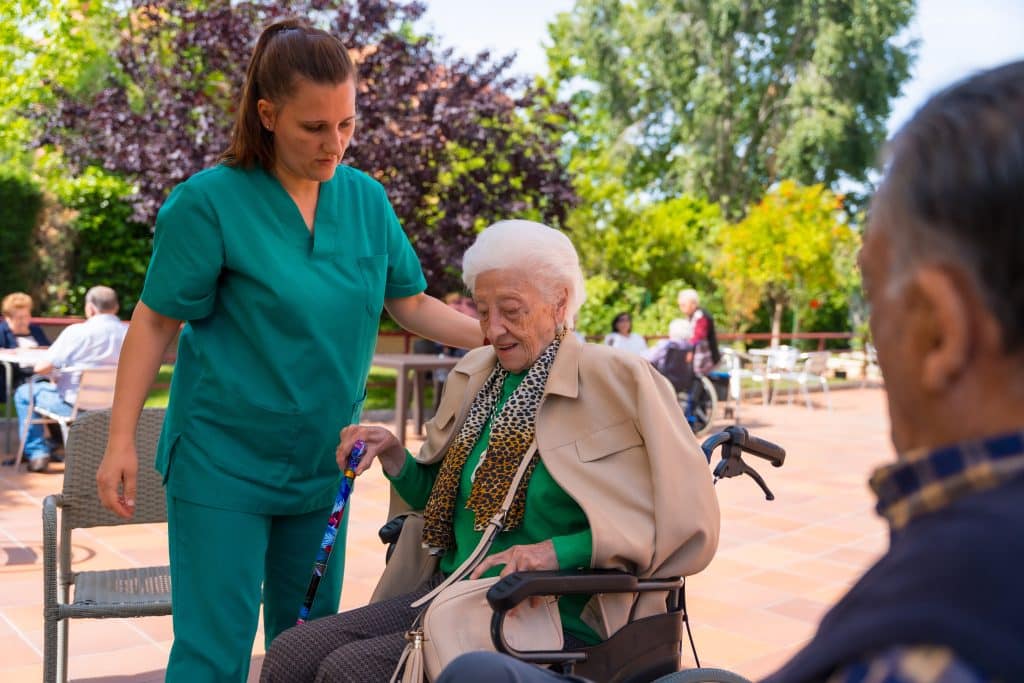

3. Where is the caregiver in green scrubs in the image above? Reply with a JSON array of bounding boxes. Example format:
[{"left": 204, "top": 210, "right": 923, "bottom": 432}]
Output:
[{"left": 95, "top": 18, "right": 482, "bottom": 682}]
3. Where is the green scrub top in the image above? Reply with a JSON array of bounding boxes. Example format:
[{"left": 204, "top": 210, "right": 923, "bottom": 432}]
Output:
[{"left": 142, "top": 163, "right": 426, "bottom": 513}]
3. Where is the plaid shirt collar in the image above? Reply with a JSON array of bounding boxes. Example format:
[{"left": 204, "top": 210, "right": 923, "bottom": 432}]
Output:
[{"left": 870, "top": 431, "right": 1024, "bottom": 530}]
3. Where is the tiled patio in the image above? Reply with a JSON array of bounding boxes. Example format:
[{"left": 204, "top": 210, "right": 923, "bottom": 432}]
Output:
[{"left": 0, "top": 386, "right": 894, "bottom": 682}]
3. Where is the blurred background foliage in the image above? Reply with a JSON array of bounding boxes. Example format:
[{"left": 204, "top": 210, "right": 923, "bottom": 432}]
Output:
[{"left": 0, "top": 0, "right": 914, "bottom": 343}]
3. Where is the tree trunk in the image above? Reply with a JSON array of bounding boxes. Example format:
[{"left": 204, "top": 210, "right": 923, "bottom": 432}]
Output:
[{"left": 771, "top": 300, "right": 783, "bottom": 348}]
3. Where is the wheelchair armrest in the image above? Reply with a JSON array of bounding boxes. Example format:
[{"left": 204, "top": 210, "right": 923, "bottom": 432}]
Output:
[
  {"left": 377, "top": 515, "right": 406, "bottom": 546},
  {"left": 486, "top": 569, "right": 683, "bottom": 666},
  {"left": 486, "top": 569, "right": 682, "bottom": 612}
]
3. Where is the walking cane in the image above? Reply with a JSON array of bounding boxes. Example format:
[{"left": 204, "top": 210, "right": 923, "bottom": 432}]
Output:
[{"left": 297, "top": 439, "right": 366, "bottom": 624}]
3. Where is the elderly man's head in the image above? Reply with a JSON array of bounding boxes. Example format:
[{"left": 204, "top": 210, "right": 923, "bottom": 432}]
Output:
[
  {"left": 677, "top": 289, "right": 700, "bottom": 317},
  {"left": 84, "top": 286, "right": 119, "bottom": 317},
  {"left": 462, "top": 220, "right": 586, "bottom": 372},
  {"left": 861, "top": 60, "right": 1024, "bottom": 453}
]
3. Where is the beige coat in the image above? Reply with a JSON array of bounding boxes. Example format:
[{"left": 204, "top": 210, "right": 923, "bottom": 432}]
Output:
[{"left": 383, "top": 332, "right": 720, "bottom": 638}]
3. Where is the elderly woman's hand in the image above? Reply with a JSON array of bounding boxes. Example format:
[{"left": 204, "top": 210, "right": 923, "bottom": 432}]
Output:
[
  {"left": 469, "top": 540, "right": 559, "bottom": 580},
  {"left": 337, "top": 424, "right": 406, "bottom": 477}
]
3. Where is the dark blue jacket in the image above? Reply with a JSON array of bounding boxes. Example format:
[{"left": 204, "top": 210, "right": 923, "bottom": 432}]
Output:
[
  {"left": 0, "top": 321, "right": 50, "bottom": 402},
  {"left": 0, "top": 320, "right": 49, "bottom": 349},
  {"left": 762, "top": 473, "right": 1024, "bottom": 683}
]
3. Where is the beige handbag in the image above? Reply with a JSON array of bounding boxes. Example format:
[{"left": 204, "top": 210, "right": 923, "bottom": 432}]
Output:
[{"left": 390, "top": 442, "right": 565, "bottom": 683}]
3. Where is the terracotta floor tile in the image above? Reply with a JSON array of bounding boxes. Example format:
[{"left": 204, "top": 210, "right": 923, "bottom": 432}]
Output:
[
  {"left": 781, "top": 556, "right": 860, "bottom": 582},
  {"left": 0, "top": 664, "right": 42, "bottom": 683},
  {"left": 766, "top": 596, "right": 832, "bottom": 623},
  {"left": 685, "top": 622, "right": 780, "bottom": 671},
  {"left": 822, "top": 545, "right": 884, "bottom": 567},
  {"left": 746, "top": 568, "right": 818, "bottom": 594},
  {"left": 60, "top": 619, "right": 154, "bottom": 657},
  {"left": 709, "top": 607, "right": 814, "bottom": 648}
]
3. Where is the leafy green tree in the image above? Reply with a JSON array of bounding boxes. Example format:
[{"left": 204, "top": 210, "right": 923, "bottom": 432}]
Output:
[
  {"left": 40, "top": 0, "right": 576, "bottom": 296},
  {"left": 548, "top": 0, "right": 916, "bottom": 213},
  {"left": 0, "top": 1, "right": 117, "bottom": 165},
  {"left": 713, "top": 180, "right": 860, "bottom": 344},
  {"left": 570, "top": 148, "right": 723, "bottom": 297}
]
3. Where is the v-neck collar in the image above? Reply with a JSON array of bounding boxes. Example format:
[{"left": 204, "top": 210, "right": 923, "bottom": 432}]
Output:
[{"left": 256, "top": 166, "right": 338, "bottom": 258}]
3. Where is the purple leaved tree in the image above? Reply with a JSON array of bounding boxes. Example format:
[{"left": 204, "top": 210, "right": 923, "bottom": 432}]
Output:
[{"left": 43, "top": 0, "right": 575, "bottom": 294}]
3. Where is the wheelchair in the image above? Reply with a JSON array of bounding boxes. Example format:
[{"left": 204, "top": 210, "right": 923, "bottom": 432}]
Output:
[{"left": 380, "top": 426, "right": 785, "bottom": 683}]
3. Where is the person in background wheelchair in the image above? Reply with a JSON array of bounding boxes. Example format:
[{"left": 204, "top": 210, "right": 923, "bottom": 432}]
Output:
[
  {"left": 647, "top": 314, "right": 723, "bottom": 434},
  {"left": 261, "top": 220, "right": 720, "bottom": 682}
]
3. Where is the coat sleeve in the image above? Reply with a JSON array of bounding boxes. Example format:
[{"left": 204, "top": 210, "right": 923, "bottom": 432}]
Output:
[{"left": 634, "top": 360, "right": 720, "bottom": 578}]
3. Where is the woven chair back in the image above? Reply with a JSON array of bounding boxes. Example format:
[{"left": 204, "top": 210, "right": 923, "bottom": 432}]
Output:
[{"left": 62, "top": 408, "right": 168, "bottom": 529}]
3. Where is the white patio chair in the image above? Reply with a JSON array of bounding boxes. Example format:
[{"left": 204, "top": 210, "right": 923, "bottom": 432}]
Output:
[
  {"left": 780, "top": 351, "right": 833, "bottom": 410},
  {"left": 15, "top": 366, "right": 117, "bottom": 468}
]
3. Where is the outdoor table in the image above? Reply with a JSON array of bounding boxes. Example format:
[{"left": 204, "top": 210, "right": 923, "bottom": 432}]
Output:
[
  {"left": 746, "top": 348, "right": 786, "bottom": 405},
  {"left": 371, "top": 353, "right": 460, "bottom": 447},
  {"left": 0, "top": 347, "right": 49, "bottom": 454}
]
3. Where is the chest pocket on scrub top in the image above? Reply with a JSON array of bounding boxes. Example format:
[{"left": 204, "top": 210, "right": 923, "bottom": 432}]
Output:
[{"left": 358, "top": 254, "right": 388, "bottom": 317}]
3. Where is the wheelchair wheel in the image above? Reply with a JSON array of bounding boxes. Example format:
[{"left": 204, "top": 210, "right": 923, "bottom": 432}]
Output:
[
  {"left": 652, "top": 667, "right": 752, "bottom": 683},
  {"left": 685, "top": 375, "right": 718, "bottom": 437}
]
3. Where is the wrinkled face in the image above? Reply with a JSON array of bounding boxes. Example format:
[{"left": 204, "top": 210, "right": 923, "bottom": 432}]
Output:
[
  {"left": 3, "top": 308, "right": 30, "bottom": 335},
  {"left": 860, "top": 200, "right": 918, "bottom": 451},
  {"left": 678, "top": 297, "right": 698, "bottom": 317},
  {"left": 473, "top": 269, "right": 566, "bottom": 372},
  {"left": 258, "top": 77, "right": 356, "bottom": 186}
]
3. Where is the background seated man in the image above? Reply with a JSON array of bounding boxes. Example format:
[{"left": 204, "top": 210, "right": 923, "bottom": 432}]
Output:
[
  {"left": 14, "top": 285, "right": 126, "bottom": 472},
  {"left": 0, "top": 291, "right": 50, "bottom": 403}
]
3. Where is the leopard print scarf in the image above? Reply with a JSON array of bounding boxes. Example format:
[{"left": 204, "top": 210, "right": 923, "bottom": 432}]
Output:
[{"left": 421, "top": 330, "right": 565, "bottom": 551}]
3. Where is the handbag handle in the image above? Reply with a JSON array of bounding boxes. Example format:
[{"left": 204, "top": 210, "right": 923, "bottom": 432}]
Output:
[{"left": 411, "top": 441, "right": 538, "bottom": 609}]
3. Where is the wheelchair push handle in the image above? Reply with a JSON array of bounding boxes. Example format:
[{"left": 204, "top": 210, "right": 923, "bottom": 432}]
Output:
[
  {"left": 701, "top": 426, "right": 786, "bottom": 501},
  {"left": 728, "top": 425, "right": 785, "bottom": 467}
]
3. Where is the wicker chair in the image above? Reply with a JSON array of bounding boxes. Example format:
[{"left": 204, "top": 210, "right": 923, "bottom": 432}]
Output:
[{"left": 42, "top": 408, "right": 171, "bottom": 683}]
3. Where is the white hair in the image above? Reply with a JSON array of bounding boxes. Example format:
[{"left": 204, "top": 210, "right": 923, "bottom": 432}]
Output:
[
  {"left": 668, "top": 318, "right": 692, "bottom": 342},
  {"left": 677, "top": 288, "right": 700, "bottom": 306},
  {"left": 462, "top": 220, "right": 586, "bottom": 328}
]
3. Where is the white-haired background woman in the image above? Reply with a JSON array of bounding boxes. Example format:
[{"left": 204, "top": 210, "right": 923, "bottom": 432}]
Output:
[{"left": 261, "top": 220, "right": 720, "bottom": 682}]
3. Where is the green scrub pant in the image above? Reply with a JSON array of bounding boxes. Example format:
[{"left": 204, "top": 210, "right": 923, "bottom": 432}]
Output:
[{"left": 165, "top": 495, "right": 347, "bottom": 683}]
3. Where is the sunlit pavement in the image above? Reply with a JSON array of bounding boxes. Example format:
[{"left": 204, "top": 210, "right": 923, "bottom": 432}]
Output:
[{"left": 0, "top": 386, "right": 892, "bottom": 681}]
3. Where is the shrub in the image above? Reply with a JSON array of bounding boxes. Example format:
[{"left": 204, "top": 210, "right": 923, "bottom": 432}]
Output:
[{"left": 0, "top": 168, "right": 43, "bottom": 296}]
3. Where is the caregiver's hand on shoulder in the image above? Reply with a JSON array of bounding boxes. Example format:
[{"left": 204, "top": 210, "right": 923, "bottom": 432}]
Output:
[
  {"left": 470, "top": 539, "right": 559, "bottom": 580},
  {"left": 338, "top": 424, "right": 405, "bottom": 477}
]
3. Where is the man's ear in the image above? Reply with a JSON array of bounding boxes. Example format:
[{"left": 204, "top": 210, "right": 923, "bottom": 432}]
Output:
[
  {"left": 914, "top": 267, "right": 971, "bottom": 392},
  {"left": 256, "top": 98, "right": 276, "bottom": 132}
]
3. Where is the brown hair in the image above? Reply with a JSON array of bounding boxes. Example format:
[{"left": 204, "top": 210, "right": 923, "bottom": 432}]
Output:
[
  {"left": 220, "top": 18, "right": 357, "bottom": 169},
  {"left": 1, "top": 292, "right": 32, "bottom": 318}
]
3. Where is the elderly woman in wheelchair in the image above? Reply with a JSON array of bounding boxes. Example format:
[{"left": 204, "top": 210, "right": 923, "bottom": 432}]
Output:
[{"left": 261, "top": 220, "right": 720, "bottom": 682}]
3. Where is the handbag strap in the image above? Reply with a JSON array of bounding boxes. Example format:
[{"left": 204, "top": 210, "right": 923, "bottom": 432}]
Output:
[{"left": 411, "top": 441, "right": 538, "bottom": 609}]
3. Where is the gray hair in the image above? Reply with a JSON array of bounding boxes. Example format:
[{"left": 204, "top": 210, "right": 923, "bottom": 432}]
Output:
[
  {"left": 875, "top": 59, "right": 1024, "bottom": 352},
  {"left": 677, "top": 288, "right": 699, "bottom": 306},
  {"left": 462, "top": 220, "right": 586, "bottom": 328},
  {"left": 85, "top": 286, "right": 119, "bottom": 314}
]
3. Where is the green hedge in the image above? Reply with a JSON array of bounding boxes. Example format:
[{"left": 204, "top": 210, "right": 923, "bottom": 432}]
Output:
[
  {"left": 0, "top": 169, "right": 43, "bottom": 296},
  {"left": 53, "top": 167, "right": 151, "bottom": 316}
]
